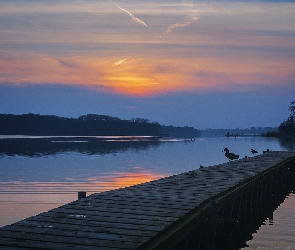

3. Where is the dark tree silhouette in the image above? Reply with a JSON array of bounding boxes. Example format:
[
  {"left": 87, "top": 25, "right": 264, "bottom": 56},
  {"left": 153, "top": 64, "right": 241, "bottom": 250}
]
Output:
[
  {"left": 0, "top": 113, "right": 200, "bottom": 137},
  {"left": 278, "top": 101, "right": 295, "bottom": 136},
  {"left": 0, "top": 113, "right": 162, "bottom": 136},
  {"left": 289, "top": 101, "right": 295, "bottom": 118}
]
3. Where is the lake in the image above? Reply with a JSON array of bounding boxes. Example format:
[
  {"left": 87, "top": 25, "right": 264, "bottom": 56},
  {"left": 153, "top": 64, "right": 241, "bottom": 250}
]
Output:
[{"left": 0, "top": 135, "right": 294, "bottom": 249}]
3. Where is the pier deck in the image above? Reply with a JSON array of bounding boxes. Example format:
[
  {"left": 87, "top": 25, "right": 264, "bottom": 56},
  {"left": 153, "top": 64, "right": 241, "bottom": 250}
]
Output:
[{"left": 0, "top": 151, "right": 295, "bottom": 249}]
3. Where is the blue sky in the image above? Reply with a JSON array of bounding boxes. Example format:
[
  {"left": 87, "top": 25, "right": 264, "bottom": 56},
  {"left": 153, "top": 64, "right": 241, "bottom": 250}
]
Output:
[{"left": 0, "top": 0, "right": 294, "bottom": 129}]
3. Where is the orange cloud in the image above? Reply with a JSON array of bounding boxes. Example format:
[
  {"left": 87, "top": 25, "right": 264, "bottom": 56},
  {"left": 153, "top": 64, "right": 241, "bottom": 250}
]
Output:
[
  {"left": 103, "top": 57, "right": 183, "bottom": 95},
  {"left": 1, "top": 48, "right": 294, "bottom": 97}
]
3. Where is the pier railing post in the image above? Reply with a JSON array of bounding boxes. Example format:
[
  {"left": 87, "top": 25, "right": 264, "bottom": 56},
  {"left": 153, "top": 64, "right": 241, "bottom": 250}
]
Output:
[{"left": 78, "top": 191, "right": 87, "bottom": 200}]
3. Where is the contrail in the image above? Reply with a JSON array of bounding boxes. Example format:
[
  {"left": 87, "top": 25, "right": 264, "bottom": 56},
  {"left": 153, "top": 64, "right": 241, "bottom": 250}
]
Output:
[
  {"left": 114, "top": 2, "right": 150, "bottom": 29},
  {"left": 165, "top": 4, "right": 199, "bottom": 33},
  {"left": 165, "top": 17, "right": 199, "bottom": 33}
]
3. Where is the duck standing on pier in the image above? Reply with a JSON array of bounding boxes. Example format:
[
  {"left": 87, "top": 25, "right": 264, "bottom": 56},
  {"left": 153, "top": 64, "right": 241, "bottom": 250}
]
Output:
[
  {"left": 251, "top": 149, "right": 258, "bottom": 154},
  {"left": 223, "top": 148, "right": 239, "bottom": 161}
]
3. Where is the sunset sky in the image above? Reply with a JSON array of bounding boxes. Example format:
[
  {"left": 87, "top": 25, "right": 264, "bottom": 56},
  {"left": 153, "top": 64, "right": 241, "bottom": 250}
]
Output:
[{"left": 0, "top": 0, "right": 294, "bottom": 129}]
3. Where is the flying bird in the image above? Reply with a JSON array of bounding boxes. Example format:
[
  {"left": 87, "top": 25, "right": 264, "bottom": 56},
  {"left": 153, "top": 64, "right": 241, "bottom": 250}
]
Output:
[
  {"left": 223, "top": 148, "right": 239, "bottom": 161},
  {"left": 251, "top": 149, "right": 258, "bottom": 154}
]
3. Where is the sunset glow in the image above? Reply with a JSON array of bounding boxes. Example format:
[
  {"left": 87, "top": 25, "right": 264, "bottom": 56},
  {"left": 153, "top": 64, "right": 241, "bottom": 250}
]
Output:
[
  {"left": 0, "top": 0, "right": 294, "bottom": 128},
  {"left": 1, "top": 1, "right": 294, "bottom": 97},
  {"left": 1, "top": 50, "right": 293, "bottom": 96}
]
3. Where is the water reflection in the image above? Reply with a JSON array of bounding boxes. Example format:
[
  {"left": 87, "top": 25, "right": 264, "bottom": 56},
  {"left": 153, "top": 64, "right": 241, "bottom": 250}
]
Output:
[
  {"left": 0, "top": 170, "right": 163, "bottom": 227},
  {"left": 240, "top": 191, "right": 295, "bottom": 249},
  {"left": 222, "top": 177, "right": 295, "bottom": 250},
  {"left": 0, "top": 171, "right": 163, "bottom": 194},
  {"left": 278, "top": 137, "right": 295, "bottom": 151},
  {"left": 0, "top": 136, "right": 162, "bottom": 157}
]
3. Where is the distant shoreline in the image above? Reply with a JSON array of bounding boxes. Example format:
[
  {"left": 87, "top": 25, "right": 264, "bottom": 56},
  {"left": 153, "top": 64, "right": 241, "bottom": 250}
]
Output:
[{"left": 0, "top": 113, "right": 200, "bottom": 138}]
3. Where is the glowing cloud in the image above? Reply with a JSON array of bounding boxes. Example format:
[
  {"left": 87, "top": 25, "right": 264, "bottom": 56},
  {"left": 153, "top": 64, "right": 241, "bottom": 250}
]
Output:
[
  {"left": 113, "top": 2, "right": 150, "bottom": 29},
  {"left": 113, "top": 58, "right": 127, "bottom": 66}
]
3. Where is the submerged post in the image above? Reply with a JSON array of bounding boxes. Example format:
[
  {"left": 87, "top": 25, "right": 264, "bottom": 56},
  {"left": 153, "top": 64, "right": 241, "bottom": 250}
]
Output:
[{"left": 78, "top": 191, "right": 86, "bottom": 200}]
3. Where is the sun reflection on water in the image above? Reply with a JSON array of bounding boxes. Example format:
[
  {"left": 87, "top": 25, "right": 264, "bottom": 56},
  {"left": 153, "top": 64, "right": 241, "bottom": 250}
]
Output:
[{"left": 0, "top": 170, "right": 164, "bottom": 226}]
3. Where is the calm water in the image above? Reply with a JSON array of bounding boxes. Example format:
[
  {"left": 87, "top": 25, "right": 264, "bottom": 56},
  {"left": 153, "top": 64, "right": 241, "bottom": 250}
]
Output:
[
  {"left": 0, "top": 135, "right": 294, "bottom": 249},
  {"left": 242, "top": 194, "right": 295, "bottom": 250}
]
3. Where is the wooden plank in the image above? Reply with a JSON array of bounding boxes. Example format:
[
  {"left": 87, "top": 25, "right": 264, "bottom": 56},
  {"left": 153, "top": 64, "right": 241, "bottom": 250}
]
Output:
[
  {"left": 10, "top": 220, "right": 159, "bottom": 238},
  {"left": 63, "top": 202, "right": 189, "bottom": 216},
  {"left": 47, "top": 208, "right": 181, "bottom": 222},
  {"left": 25, "top": 212, "right": 173, "bottom": 227},
  {"left": 78, "top": 199, "right": 197, "bottom": 211},
  {"left": 20, "top": 215, "right": 166, "bottom": 232},
  {"left": 0, "top": 225, "right": 151, "bottom": 244},
  {"left": 46, "top": 207, "right": 180, "bottom": 221},
  {"left": 0, "top": 230, "right": 142, "bottom": 249},
  {"left": 0, "top": 236, "right": 127, "bottom": 250},
  {"left": 53, "top": 204, "right": 186, "bottom": 218}
]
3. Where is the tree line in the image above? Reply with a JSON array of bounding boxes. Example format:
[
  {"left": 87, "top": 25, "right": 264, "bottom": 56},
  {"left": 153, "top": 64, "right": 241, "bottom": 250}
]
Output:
[
  {"left": 0, "top": 113, "right": 162, "bottom": 136},
  {"left": 263, "top": 101, "right": 295, "bottom": 137},
  {"left": 0, "top": 113, "right": 200, "bottom": 137}
]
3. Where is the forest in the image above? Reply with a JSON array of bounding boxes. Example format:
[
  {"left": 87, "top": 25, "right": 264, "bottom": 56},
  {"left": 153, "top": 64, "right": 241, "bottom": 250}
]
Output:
[{"left": 0, "top": 113, "right": 200, "bottom": 137}]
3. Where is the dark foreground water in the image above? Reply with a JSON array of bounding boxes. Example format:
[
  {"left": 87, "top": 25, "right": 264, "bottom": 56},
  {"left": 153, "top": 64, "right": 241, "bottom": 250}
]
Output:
[{"left": 0, "top": 135, "right": 294, "bottom": 249}]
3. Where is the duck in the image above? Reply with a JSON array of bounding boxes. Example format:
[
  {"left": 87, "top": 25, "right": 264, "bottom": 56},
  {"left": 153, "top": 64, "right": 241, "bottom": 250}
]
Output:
[
  {"left": 251, "top": 149, "right": 258, "bottom": 154},
  {"left": 223, "top": 148, "right": 239, "bottom": 161}
]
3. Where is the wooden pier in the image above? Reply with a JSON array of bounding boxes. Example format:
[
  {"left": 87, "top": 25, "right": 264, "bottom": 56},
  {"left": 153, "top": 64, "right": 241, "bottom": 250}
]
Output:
[{"left": 0, "top": 151, "right": 295, "bottom": 250}]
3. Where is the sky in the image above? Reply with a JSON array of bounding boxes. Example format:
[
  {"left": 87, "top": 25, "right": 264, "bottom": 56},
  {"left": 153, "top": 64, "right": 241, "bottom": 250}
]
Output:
[{"left": 0, "top": 0, "right": 294, "bottom": 129}]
